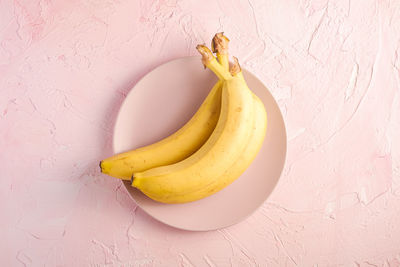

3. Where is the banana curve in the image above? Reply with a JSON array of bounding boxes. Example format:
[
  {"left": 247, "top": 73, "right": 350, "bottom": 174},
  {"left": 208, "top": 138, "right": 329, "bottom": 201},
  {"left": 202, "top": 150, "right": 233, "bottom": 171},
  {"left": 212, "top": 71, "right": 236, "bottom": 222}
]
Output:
[
  {"left": 132, "top": 78, "right": 256, "bottom": 203},
  {"left": 100, "top": 80, "right": 223, "bottom": 180}
]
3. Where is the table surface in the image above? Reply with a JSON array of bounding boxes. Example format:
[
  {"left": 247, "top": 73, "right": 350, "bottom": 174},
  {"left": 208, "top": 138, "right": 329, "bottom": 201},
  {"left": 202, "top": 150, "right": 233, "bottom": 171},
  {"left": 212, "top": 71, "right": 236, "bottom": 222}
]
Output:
[{"left": 1, "top": 0, "right": 400, "bottom": 266}]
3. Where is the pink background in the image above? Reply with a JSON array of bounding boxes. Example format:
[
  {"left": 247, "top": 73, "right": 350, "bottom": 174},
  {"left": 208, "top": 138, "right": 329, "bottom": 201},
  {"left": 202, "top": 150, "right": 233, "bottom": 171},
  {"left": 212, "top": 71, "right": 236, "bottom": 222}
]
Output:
[{"left": 1, "top": 0, "right": 400, "bottom": 266}]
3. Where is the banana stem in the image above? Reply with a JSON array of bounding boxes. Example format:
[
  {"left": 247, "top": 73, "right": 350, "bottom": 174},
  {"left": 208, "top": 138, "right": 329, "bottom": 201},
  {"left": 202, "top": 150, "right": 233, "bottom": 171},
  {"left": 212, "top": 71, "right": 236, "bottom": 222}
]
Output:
[
  {"left": 217, "top": 54, "right": 229, "bottom": 71},
  {"left": 212, "top": 32, "right": 230, "bottom": 71},
  {"left": 208, "top": 58, "right": 232, "bottom": 80},
  {"left": 230, "top": 56, "right": 244, "bottom": 81},
  {"left": 197, "top": 45, "right": 232, "bottom": 80}
]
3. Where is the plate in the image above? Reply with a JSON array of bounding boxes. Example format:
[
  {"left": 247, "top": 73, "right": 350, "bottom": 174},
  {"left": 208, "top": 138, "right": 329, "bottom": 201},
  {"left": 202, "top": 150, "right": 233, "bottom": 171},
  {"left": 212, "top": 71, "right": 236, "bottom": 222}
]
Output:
[{"left": 113, "top": 57, "right": 286, "bottom": 231}]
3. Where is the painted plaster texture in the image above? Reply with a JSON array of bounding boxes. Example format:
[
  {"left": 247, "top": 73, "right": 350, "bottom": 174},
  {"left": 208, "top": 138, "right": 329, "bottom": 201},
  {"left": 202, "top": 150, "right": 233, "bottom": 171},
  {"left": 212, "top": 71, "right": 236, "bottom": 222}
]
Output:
[{"left": 1, "top": 0, "right": 400, "bottom": 266}]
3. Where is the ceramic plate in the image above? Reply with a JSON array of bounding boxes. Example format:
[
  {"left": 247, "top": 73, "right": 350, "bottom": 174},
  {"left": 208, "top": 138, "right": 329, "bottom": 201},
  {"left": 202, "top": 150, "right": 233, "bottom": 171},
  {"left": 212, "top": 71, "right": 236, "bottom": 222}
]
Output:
[{"left": 113, "top": 57, "right": 286, "bottom": 231}]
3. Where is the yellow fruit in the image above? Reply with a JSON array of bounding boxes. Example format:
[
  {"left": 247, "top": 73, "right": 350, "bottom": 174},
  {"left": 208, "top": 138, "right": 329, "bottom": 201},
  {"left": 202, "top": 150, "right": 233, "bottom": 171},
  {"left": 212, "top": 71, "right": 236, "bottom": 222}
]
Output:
[
  {"left": 131, "top": 42, "right": 268, "bottom": 203},
  {"left": 100, "top": 33, "right": 232, "bottom": 181},
  {"left": 100, "top": 80, "right": 222, "bottom": 180},
  {"left": 132, "top": 78, "right": 255, "bottom": 203},
  {"left": 101, "top": 32, "right": 268, "bottom": 204},
  {"left": 147, "top": 93, "right": 267, "bottom": 203}
]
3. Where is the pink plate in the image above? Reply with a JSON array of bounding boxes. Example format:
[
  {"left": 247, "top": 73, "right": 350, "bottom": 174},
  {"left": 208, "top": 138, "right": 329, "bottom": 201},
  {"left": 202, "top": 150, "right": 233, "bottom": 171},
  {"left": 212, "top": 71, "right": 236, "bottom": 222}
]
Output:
[{"left": 113, "top": 57, "right": 287, "bottom": 231}]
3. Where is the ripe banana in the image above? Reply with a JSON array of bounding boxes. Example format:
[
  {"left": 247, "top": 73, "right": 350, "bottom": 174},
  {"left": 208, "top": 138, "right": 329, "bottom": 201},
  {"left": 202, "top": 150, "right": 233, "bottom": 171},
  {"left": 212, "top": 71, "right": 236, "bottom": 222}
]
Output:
[
  {"left": 100, "top": 33, "right": 231, "bottom": 180},
  {"left": 100, "top": 80, "right": 222, "bottom": 180},
  {"left": 150, "top": 93, "right": 267, "bottom": 203},
  {"left": 130, "top": 43, "right": 268, "bottom": 203}
]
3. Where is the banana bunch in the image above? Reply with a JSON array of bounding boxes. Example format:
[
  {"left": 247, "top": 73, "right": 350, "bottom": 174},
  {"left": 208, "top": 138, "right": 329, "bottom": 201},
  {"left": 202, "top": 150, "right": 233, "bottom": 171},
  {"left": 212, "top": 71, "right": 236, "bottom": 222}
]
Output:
[{"left": 100, "top": 33, "right": 267, "bottom": 204}]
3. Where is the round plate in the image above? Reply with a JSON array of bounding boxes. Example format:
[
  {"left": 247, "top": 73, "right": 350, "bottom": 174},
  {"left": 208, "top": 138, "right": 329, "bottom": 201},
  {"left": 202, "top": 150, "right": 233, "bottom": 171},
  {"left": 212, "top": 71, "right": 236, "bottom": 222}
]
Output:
[{"left": 113, "top": 57, "right": 286, "bottom": 231}]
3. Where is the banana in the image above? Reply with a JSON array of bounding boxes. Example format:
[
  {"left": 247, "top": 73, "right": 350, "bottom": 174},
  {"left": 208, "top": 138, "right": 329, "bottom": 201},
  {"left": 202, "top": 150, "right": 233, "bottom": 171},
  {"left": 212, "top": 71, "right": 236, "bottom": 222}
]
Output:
[
  {"left": 131, "top": 78, "right": 255, "bottom": 203},
  {"left": 130, "top": 44, "right": 268, "bottom": 204},
  {"left": 150, "top": 93, "right": 267, "bottom": 203},
  {"left": 100, "top": 80, "right": 223, "bottom": 180},
  {"left": 100, "top": 33, "right": 230, "bottom": 180},
  {"left": 100, "top": 32, "right": 268, "bottom": 204}
]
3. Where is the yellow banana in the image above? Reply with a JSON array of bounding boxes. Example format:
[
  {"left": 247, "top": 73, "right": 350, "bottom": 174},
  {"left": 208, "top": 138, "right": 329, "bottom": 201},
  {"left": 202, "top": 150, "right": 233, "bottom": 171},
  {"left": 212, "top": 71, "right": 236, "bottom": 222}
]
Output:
[
  {"left": 131, "top": 77, "right": 255, "bottom": 203},
  {"left": 100, "top": 80, "right": 223, "bottom": 180},
  {"left": 101, "top": 32, "right": 268, "bottom": 204},
  {"left": 131, "top": 44, "right": 268, "bottom": 203},
  {"left": 148, "top": 93, "right": 267, "bottom": 203},
  {"left": 100, "top": 33, "right": 231, "bottom": 180}
]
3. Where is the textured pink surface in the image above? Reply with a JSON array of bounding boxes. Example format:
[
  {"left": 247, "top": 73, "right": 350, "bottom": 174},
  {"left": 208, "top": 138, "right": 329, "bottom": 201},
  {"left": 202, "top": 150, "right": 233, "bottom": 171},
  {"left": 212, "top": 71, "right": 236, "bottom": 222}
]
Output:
[{"left": 1, "top": 0, "right": 400, "bottom": 266}]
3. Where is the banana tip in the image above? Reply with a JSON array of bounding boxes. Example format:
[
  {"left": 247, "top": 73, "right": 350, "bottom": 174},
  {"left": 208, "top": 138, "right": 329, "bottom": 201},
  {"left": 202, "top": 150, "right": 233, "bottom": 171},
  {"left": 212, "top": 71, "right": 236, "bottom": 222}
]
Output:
[
  {"left": 212, "top": 32, "right": 229, "bottom": 54},
  {"left": 99, "top": 160, "right": 110, "bottom": 174},
  {"left": 131, "top": 174, "right": 138, "bottom": 187},
  {"left": 196, "top": 44, "right": 214, "bottom": 67},
  {"left": 230, "top": 56, "right": 241, "bottom": 76}
]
